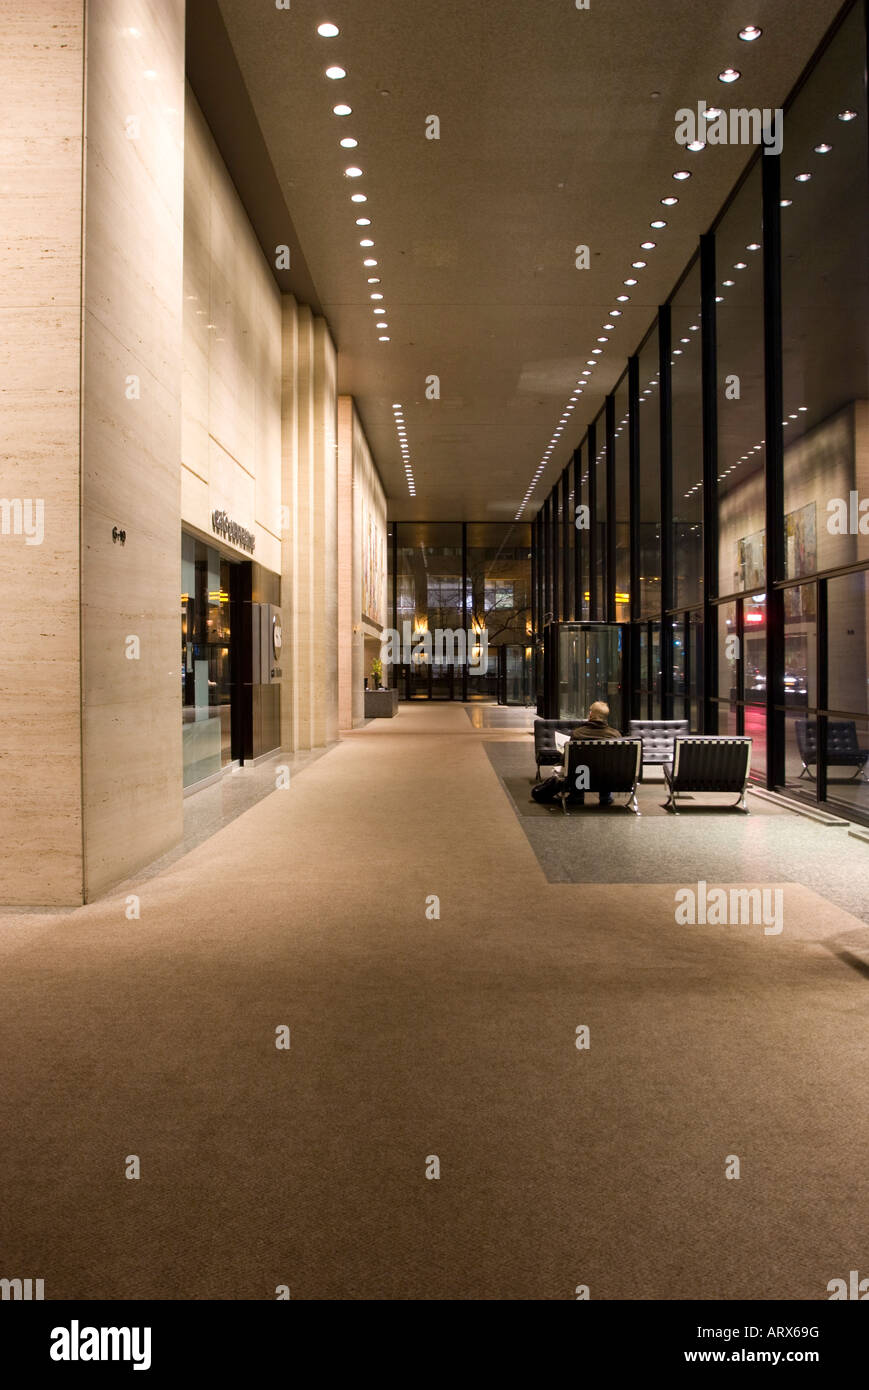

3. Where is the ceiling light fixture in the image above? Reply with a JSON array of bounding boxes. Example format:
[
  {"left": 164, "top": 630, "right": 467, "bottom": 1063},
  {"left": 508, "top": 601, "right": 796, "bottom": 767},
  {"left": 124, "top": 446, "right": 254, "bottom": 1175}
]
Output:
[
  {"left": 718, "top": 68, "right": 741, "bottom": 83},
  {"left": 738, "top": 25, "right": 762, "bottom": 41},
  {"left": 356, "top": 217, "right": 371, "bottom": 226},
  {"left": 345, "top": 166, "right": 363, "bottom": 178},
  {"left": 838, "top": 109, "right": 858, "bottom": 122},
  {"left": 333, "top": 104, "right": 352, "bottom": 116},
  {"left": 360, "top": 238, "right": 374, "bottom": 246},
  {"left": 340, "top": 137, "right": 358, "bottom": 148},
  {"left": 673, "top": 170, "right": 692, "bottom": 180},
  {"left": 318, "top": 22, "right": 340, "bottom": 37},
  {"left": 814, "top": 142, "right": 832, "bottom": 154},
  {"left": 326, "top": 66, "right": 346, "bottom": 80},
  {"left": 351, "top": 193, "right": 367, "bottom": 203},
  {"left": 651, "top": 219, "right": 667, "bottom": 229},
  {"left": 687, "top": 140, "right": 705, "bottom": 152},
  {"left": 794, "top": 172, "right": 812, "bottom": 182},
  {"left": 641, "top": 241, "right": 656, "bottom": 250}
]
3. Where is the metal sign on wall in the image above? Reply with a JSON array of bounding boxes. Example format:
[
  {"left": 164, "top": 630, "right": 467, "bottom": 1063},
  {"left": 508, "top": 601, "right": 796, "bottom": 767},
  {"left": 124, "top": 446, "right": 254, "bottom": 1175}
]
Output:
[{"left": 211, "top": 509, "right": 255, "bottom": 554}]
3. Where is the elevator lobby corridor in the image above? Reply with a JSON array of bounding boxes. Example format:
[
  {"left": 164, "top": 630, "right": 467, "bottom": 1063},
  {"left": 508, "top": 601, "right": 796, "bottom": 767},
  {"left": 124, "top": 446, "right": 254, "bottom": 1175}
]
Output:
[{"left": 1, "top": 703, "right": 867, "bottom": 1302}]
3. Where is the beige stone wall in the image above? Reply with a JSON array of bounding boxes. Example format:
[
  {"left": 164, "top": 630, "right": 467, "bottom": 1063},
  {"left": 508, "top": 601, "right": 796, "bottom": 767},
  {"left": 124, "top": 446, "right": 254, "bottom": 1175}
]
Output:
[
  {"left": 79, "top": 0, "right": 186, "bottom": 899},
  {"left": 0, "top": 1, "right": 86, "bottom": 904},
  {"left": 280, "top": 301, "right": 340, "bottom": 751},
  {"left": 181, "top": 88, "right": 282, "bottom": 574},
  {"left": 337, "top": 398, "right": 388, "bottom": 730}
]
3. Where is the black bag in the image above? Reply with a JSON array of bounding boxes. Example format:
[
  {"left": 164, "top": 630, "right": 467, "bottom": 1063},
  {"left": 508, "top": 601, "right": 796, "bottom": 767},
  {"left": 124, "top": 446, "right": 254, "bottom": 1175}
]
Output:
[{"left": 531, "top": 773, "right": 564, "bottom": 805}]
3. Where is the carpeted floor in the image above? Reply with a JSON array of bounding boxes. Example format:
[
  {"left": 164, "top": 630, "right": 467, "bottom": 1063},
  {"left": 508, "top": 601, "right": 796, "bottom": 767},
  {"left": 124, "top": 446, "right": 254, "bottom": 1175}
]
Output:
[{"left": 0, "top": 701, "right": 868, "bottom": 1301}]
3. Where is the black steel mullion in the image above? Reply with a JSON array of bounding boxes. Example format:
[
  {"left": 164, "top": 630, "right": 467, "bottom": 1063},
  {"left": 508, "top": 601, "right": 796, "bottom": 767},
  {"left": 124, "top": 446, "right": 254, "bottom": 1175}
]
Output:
[
  {"left": 762, "top": 150, "right": 786, "bottom": 789},
  {"left": 561, "top": 466, "right": 570, "bottom": 622},
  {"left": 588, "top": 419, "right": 598, "bottom": 621},
  {"left": 817, "top": 578, "right": 828, "bottom": 804},
  {"left": 550, "top": 487, "right": 560, "bottom": 622},
  {"left": 461, "top": 521, "right": 468, "bottom": 702},
  {"left": 572, "top": 446, "right": 581, "bottom": 621},
  {"left": 659, "top": 304, "right": 674, "bottom": 717},
  {"left": 700, "top": 232, "right": 719, "bottom": 735},
  {"left": 628, "top": 357, "right": 640, "bottom": 626},
  {"left": 605, "top": 393, "right": 616, "bottom": 623}
]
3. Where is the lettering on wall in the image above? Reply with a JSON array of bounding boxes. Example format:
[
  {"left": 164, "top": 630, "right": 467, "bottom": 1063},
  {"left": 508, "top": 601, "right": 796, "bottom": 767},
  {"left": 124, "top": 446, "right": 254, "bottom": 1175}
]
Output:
[{"left": 211, "top": 510, "right": 255, "bottom": 554}]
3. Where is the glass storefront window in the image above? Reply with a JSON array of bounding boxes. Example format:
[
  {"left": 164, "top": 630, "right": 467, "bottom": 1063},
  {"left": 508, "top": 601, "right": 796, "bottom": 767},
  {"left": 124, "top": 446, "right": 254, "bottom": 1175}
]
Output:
[
  {"left": 181, "top": 532, "right": 233, "bottom": 789},
  {"left": 828, "top": 571, "right": 869, "bottom": 716},
  {"left": 593, "top": 411, "right": 606, "bottom": 619}
]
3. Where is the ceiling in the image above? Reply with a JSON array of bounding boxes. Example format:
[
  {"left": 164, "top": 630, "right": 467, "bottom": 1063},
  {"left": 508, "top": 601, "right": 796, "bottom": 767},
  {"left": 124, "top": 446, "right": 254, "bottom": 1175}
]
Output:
[{"left": 215, "top": 0, "right": 845, "bottom": 521}]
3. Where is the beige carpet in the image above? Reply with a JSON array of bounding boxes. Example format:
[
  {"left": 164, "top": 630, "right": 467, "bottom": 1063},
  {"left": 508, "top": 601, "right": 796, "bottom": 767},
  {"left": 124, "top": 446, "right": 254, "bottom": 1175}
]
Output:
[{"left": 1, "top": 702, "right": 867, "bottom": 1300}]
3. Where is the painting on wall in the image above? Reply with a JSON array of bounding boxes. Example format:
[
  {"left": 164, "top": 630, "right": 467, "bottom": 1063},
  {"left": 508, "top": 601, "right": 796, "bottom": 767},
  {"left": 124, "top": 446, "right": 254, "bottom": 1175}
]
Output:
[
  {"left": 737, "top": 529, "right": 765, "bottom": 593},
  {"left": 785, "top": 501, "right": 817, "bottom": 582},
  {"left": 362, "top": 499, "right": 384, "bottom": 627}
]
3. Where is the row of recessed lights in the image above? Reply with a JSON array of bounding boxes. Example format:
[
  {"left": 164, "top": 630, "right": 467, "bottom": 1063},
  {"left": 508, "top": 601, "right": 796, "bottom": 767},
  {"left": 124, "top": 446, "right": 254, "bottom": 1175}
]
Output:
[
  {"left": 515, "top": 27, "right": 768, "bottom": 520},
  {"left": 392, "top": 404, "right": 416, "bottom": 495},
  {"left": 320, "top": 24, "right": 392, "bottom": 344}
]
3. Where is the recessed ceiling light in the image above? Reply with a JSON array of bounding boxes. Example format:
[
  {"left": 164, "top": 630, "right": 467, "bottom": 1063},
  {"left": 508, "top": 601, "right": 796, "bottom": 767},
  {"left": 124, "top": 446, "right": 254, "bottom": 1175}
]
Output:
[
  {"left": 318, "top": 22, "right": 340, "bottom": 37},
  {"left": 367, "top": 278, "right": 380, "bottom": 285},
  {"left": 370, "top": 292, "right": 383, "bottom": 299},
  {"left": 351, "top": 193, "right": 367, "bottom": 203},
  {"left": 780, "top": 199, "right": 792, "bottom": 207},
  {"left": 582, "top": 370, "right": 591, "bottom": 376},
  {"left": 641, "top": 241, "right": 656, "bottom": 250},
  {"left": 345, "top": 166, "right": 363, "bottom": 178},
  {"left": 373, "top": 307, "right": 386, "bottom": 314},
  {"left": 651, "top": 219, "right": 667, "bottom": 229},
  {"left": 363, "top": 258, "right": 377, "bottom": 266},
  {"left": 723, "top": 279, "right": 735, "bottom": 286},
  {"left": 610, "top": 309, "right": 622, "bottom": 316},
  {"left": 379, "top": 336, "right": 390, "bottom": 342},
  {"left": 360, "top": 238, "right": 374, "bottom": 246},
  {"left": 617, "top": 294, "right": 630, "bottom": 301},
  {"left": 326, "top": 66, "right": 346, "bottom": 80},
  {"left": 738, "top": 25, "right": 762, "bottom": 41},
  {"left": 746, "top": 243, "right": 761, "bottom": 251},
  {"left": 715, "top": 295, "right": 724, "bottom": 302},
  {"left": 687, "top": 140, "right": 705, "bottom": 152},
  {"left": 673, "top": 170, "right": 691, "bottom": 180},
  {"left": 333, "top": 104, "right": 352, "bottom": 116},
  {"left": 356, "top": 218, "right": 371, "bottom": 226},
  {"left": 703, "top": 107, "right": 723, "bottom": 119},
  {"left": 592, "top": 348, "right": 603, "bottom": 355},
  {"left": 838, "top": 109, "right": 858, "bottom": 122},
  {"left": 734, "top": 261, "right": 747, "bottom": 269},
  {"left": 814, "top": 142, "right": 832, "bottom": 154},
  {"left": 624, "top": 278, "right": 637, "bottom": 286},
  {"left": 632, "top": 260, "right": 646, "bottom": 269},
  {"left": 597, "top": 336, "right": 608, "bottom": 343},
  {"left": 719, "top": 69, "right": 741, "bottom": 83},
  {"left": 794, "top": 172, "right": 812, "bottom": 182},
  {"left": 340, "top": 137, "right": 358, "bottom": 149},
  {"left": 603, "top": 323, "right": 614, "bottom": 330},
  {"left": 661, "top": 196, "right": 678, "bottom": 206}
]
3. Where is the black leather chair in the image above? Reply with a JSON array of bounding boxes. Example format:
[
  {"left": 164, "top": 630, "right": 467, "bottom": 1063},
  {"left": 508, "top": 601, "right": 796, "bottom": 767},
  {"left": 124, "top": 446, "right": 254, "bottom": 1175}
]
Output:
[
  {"left": 628, "top": 719, "right": 689, "bottom": 771},
  {"left": 663, "top": 736, "right": 752, "bottom": 813},
  {"left": 533, "top": 719, "right": 580, "bottom": 780},
  {"left": 795, "top": 719, "right": 869, "bottom": 782},
  {"left": 558, "top": 738, "right": 643, "bottom": 815}
]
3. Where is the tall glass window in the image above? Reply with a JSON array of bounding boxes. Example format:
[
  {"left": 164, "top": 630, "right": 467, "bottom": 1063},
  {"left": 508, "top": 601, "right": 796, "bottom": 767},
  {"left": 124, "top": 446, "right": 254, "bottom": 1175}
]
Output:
[
  {"left": 716, "top": 164, "right": 765, "bottom": 598},
  {"left": 592, "top": 410, "right": 606, "bottom": 619},
  {"left": 671, "top": 259, "right": 703, "bottom": 608},
  {"left": 613, "top": 374, "right": 630, "bottom": 620},
  {"left": 181, "top": 532, "right": 233, "bottom": 789},
  {"left": 781, "top": 1, "right": 869, "bottom": 584},
  {"left": 637, "top": 325, "right": 661, "bottom": 619}
]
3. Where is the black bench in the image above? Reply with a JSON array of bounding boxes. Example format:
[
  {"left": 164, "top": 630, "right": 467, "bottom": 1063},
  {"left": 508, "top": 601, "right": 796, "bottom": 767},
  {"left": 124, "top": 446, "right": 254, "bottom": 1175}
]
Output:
[
  {"left": 628, "top": 719, "right": 690, "bottom": 770},
  {"left": 795, "top": 719, "right": 869, "bottom": 782},
  {"left": 663, "top": 736, "right": 752, "bottom": 814},
  {"left": 558, "top": 738, "right": 643, "bottom": 815},
  {"left": 533, "top": 719, "right": 580, "bottom": 780}
]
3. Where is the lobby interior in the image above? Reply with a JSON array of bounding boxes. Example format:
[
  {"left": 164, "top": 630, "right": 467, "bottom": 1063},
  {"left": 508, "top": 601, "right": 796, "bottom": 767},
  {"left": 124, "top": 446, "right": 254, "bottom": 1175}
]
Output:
[{"left": 2, "top": 0, "right": 869, "bottom": 1302}]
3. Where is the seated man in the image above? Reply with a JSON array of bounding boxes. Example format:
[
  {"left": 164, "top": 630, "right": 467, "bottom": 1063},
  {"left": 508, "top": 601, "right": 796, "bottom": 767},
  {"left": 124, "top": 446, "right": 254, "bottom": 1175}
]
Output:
[
  {"left": 534, "top": 701, "right": 622, "bottom": 808},
  {"left": 566, "top": 700, "right": 623, "bottom": 806}
]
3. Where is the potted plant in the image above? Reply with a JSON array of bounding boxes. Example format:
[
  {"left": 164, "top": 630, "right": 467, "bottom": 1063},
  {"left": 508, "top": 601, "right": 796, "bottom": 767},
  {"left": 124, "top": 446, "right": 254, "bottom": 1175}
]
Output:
[{"left": 370, "top": 657, "right": 383, "bottom": 690}]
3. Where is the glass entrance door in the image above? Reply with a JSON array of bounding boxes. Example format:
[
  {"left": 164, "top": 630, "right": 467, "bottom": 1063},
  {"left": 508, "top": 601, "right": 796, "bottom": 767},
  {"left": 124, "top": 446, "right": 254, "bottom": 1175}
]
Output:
[{"left": 546, "top": 622, "right": 626, "bottom": 725}]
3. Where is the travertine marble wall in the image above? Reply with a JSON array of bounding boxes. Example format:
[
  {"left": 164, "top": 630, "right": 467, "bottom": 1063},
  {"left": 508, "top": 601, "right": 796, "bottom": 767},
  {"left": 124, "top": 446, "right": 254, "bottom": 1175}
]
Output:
[
  {"left": 80, "top": 0, "right": 186, "bottom": 899},
  {"left": 0, "top": 1, "right": 85, "bottom": 904},
  {"left": 337, "top": 398, "right": 388, "bottom": 730},
  {"left": 181, "top": 89, "right": 282, "bottom": 576}
]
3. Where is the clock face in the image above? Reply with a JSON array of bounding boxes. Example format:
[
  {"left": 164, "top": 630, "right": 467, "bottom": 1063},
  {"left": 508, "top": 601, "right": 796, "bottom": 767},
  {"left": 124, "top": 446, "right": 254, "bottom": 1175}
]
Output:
[{"left": 272, "top": 618, "right": 283, "bottom": 656}]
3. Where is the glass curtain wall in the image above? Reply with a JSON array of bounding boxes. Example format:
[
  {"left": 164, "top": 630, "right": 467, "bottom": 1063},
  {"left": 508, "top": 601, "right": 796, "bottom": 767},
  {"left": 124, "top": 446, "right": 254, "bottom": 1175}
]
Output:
[
  {"left": 529, "top": 0, "right": 869, "bottom": 819},
  {"left": 181, "top": 532, "right": 233, "bottom": 789},
  {"left": 613, "top": 374, "right": 630, "bottom": 622}
]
